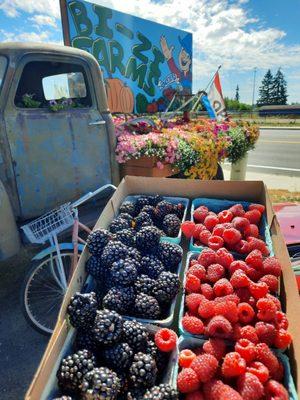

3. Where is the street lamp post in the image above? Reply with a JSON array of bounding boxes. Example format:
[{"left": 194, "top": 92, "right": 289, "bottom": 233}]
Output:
[{"left": 252, "top": 67, "right": 257, "bottom": 114}]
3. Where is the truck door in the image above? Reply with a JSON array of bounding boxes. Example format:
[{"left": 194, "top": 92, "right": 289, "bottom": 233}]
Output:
[{"left": 4, "top": 55, "right": 112, "bottom": 219}]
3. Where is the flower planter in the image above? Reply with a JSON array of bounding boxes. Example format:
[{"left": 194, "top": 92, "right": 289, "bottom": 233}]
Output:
[
  {"left": 120, "top": 156, "right": 179, "bottom": 178},
  {"left": 230, "top": 153, "right": 248, "bottom": 180}
]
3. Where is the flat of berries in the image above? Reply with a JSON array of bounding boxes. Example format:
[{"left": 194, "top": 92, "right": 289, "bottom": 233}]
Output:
[
  {"left": 183, "top": 201, "right": 270, "bottom": 255},
  {"left": 177, "top": 339, "right": 290, "bottom": 400},
  {"left": 181, "top": 249, "right": 292, "bottom": 350}
]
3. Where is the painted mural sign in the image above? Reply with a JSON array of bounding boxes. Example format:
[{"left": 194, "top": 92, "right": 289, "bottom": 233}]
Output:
[{"left": 62, "top": 0, "right": 192, "bottom": 113}]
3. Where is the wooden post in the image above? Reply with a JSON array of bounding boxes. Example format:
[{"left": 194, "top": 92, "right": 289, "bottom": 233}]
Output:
[{"left": 59, "top": 0, "right": 71, "bottom": 46}]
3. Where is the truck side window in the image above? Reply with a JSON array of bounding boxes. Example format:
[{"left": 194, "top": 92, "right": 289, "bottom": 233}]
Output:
[
  {"left": 15, "top": 61, "right": 92, "bottom": 108},
  {"left": 0, "top": 56, "right": 8, "bottom": 94}
]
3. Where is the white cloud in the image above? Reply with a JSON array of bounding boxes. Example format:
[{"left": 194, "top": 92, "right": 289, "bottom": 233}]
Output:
[
  {"left": 0, "top": 28, "right": 62, "bottom": 45},
  {"left": 0, "top": 0, "right": 60, "bottom": 19},
  {"left": 29, "top": 14, "right": 57, "bottom": 28}
]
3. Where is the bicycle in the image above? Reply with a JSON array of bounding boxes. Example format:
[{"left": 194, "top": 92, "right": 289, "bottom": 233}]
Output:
[{"left": 20, "top": 184, "right": 116, "bottom": 335}]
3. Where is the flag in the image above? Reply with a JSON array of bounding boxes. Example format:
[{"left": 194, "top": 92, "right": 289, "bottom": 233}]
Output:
[{"left": 202, "top": 72, "right": 227, "bottom": 120}]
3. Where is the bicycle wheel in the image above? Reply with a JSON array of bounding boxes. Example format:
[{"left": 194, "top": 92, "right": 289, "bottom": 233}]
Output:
[{"left": 21, "top": 250, "right": 79, "bottom": 335}]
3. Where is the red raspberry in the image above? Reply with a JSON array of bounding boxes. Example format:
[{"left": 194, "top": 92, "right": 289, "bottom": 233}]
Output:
[
  {"left": 240, "top": 325, "right": 259, "bottom": 343},
  {"left": 212, "top": 224, "right": 226, "bottom": 237},
  {"left": 206, "top": 264, "right": 225, "bottom": 283},
  {"left": 223, "top": 228, "right": 242, "bottom": 245},
  {"left": 213, "top": 278, "right": 233, "bottom": 297},
  {"left": 215, "top": 247, "right": 234, "bottom": 268},
  {"left": 177, "top": 367, "right": 200, "bottom": 393},
  {"left": 265, "top": 380, "right": 289, "bottom": 400},
  {"left": 274, "top": 329, "right": 292, "bottom": 349},
  {"left": 275, "top": 311, "right": 289, "bottom": 330},
  {"left": 204, "top": 214, "right": 219, "bottom": 232},
  {"left": 214, "top": 301, "right": 238, "bottom": 324},
  {"left": 208, "top": 235, "right": 224, "bottom": 250},
  {"left": 190, "top": 353, "right": 218, "bottom": 382},
  {"left": 198, "top": 299, "right": 215, "bottom": 319},
  {"left": 245, "top": 250, "right": 263, "bottom": 269},
  {"left": 199, "top": 229, "right": 212, "bottom": 245},
  {"left": 203, "top": 338, "right": 227, "bottom": 361},
  {"left": 248, "top": 296, "right": 256, "bottom": 308},
  {"left": 229, "top": 204, "right": 245, "bottom": 217},
  {"left": 200, "top": 283, "right": 214, "bottom": 300},
  {"left": 257, "top": 298, "right": 277, "bottom": 321},
  {"left": 193, "top": 224, "right": 206, "bottom": 239},
  {"left": 244, "top": 224, "right": 259, "bottom": 238},
  {"left": 206, "top": 315, "right": 233, "bottom": 339},
  {"left": 238, "top": 302, "right": 255, "bottom": 324},
  {"left": 185, "top": 391, "right": 204, "bottom": 400},
  {"left": 194, "top": 206, "right": 209, "bottom": 223},
  {"left": 197, "top": 248, "right": 216, "bottom": 266},
  {"left": 186, "top": 293, "right": 205, "bottom": 313},
  {"left": 214, "top": 293, "right": 240, "bottom": 305},
  {"left": 179, "top": 349, "right": 196, "bottom": 368},
  {"left": 154, "top": 328, "right": 177, "bottom": 352},
  {"left": 266, "top": 294, "right": 281, "bottom": 310},
  {"left": 247, "top": 237, "right": 269, "bottom": 256},
  {"left": 272, "top": 361, "right": 284, "bottom": 382},
  {"left": 248, "top": 203, "right": 265, "bottom": 214},
  {"left": 221, "top": 352, "right": 246, "bottom": 377},
  {"left": 230, "top": 269, "right": 250, "bottom": 288},
  {"left": 218, "top": 209, "right": 234, "bottom": 223},
  {"left": 190, "top": 259, "right": 199, "bottom": 266},
  {"left": 233, "top": 323, "right": 242, "bottom": 341},
  {"left": 232, "top": 217, "right": 250, "bottom": 232},
  {"left": 244, "top": 209, "right": 261, "bottom": 225},
  {"left": 235, "top": 287, "right": 251, "bottom": 303},
  {"left": 189, "top": 263, "right": 206, "bottom": 280},
  {"left": 255, "top": 343, "right": 280, "bottom": 378},
  {"left": 182, "top": 315, "right": 204, "bottom": 335},
  {"left": 259, "top": 275, "right": 278, "bottom": 292},
  {"left": 234, "top": 240, "right": 251, "bottom": 254},
  {"left": 181, "top": 221, "right": 196, "bottom": 238},
  {"left": 203, "top": 380, "right": 243, "bottom": 400},
  {"left": 235, "top": 338, "right": 256, "bottom": 362},
  {"left": 245, "top": 266, "right": 262, "bottom": 282},
  {"left": 255, "top": 322, "right": 276, "bottom": 346},
  {"left": 186, "top": 274, "right": 201, "bottom": 293},
  {"left": 263, "top": 257, "right": 282, "bottom": 277},
  {"left": 237, "top": 372, "right": 264, "bottom": 400},
  {"left": 229, "top": 260, "right": 248, "bottom": 275},
  {"left": 249, "top": 281, "right": 269, "bottom": 299},
  {"left": 247, "top": 361, "right": 269, "bottom": 383}
]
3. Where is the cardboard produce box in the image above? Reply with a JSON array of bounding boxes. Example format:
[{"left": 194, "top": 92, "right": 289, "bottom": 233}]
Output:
[{"left": 26, "top": 177, "right": 300, "bottom": 399}]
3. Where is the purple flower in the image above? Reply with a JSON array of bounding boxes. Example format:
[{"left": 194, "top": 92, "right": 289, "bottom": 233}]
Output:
[{"left": 49, "top": 100, "right": 57, "bottom": 106}]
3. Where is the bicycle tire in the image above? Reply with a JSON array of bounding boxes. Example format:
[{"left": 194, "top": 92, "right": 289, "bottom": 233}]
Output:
[{"left": 20, "top": 249, "right": 80, "bottom": 336}]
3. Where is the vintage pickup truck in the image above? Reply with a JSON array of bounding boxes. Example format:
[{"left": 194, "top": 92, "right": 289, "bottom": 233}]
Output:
[{"left": 0, "top": 42, "right": 119, "bottom": 260}]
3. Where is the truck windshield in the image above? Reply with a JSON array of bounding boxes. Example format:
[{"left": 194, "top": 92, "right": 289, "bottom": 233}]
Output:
[{"left": 0, "top": 56, "right": 7, "bottom": 93}]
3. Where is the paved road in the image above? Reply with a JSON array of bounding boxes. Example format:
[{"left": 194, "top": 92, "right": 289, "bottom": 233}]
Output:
[{"left": 247, "top": 128, "right": 300, "bottom": 177}]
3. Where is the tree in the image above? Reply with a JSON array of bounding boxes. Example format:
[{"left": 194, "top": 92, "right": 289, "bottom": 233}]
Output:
[
  {"left": 235, "top": 85, "right": 240, "bottom": 102},
  {"left": 257, "top": 69, "right": 273, "bottom": 105},
  {"left": 272, "top": 68, "right": 288, "bottom": 105}
]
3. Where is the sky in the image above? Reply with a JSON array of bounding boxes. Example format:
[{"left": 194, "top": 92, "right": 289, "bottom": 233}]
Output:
[{"left": 0, "top": 0, "right": 299, "bottom": 104}]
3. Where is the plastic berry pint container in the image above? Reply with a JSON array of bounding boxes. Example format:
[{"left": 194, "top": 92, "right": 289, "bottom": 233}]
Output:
[{"left": 190, "top": 198, "right": 274, "bottom": 257}]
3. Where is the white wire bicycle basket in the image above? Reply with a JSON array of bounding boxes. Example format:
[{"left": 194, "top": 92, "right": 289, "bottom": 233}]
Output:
[{"left": 21, "top": 203, "right": 75, "bottom": 244}]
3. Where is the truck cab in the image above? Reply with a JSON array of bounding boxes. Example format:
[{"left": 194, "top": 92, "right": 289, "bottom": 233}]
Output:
[{"left": 0, "top": 42, "right": 118, "bottom": 260}]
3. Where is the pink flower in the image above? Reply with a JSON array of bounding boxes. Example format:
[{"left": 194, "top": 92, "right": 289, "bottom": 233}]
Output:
[{"left": 156, "top": 161, "right": 164, "bottom": 170}]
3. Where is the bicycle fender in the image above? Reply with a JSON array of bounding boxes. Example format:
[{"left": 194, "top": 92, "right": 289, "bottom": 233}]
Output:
[{"left": 32, "top": 243, "right": 85, "bottom": 260}]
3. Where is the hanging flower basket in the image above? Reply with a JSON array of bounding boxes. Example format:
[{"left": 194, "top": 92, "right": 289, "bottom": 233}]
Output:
[{"left": 120, "top": 156, "right": 179, "bottom": 178}]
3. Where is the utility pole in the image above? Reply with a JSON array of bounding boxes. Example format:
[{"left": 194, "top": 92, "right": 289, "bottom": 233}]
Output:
[{"left": 252, "top": 67, "right": 257, "bottom": 109}]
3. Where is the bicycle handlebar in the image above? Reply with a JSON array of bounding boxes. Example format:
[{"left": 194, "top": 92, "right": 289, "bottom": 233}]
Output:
[{"left": 71, "top": 184, "right": 116, "bottom": 209}]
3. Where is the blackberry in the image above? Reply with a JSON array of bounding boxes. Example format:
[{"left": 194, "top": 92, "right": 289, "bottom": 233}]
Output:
[
  {"left": 101, "top": 241, "right": 128, "bottom": 266},
  {"left": 155, "top": 349, "right": 169, "bottom": 373},
  {"left": 162, "top": 214, "right": 181, "bottom": 237},
  {"left": 173, "top": 203, "right": 185, "bottom": 219},
  {"left": 152, "top": 272, "right": 180, "bottom": 304},
  {"left": 134, "top": 293, "right": 161, "bottom": 319},
  {"left": 155, "top": 201, "right": 174, "bottom": 220},
  {"left": 103, "top": 287, "right": 135, "bottom": 314},
  {"left": 134, "top": 212, "right": 153, "bottom": 231},
  {"left": 67, "top": 292, "right": 97, "bottom": 330},
  {"left": 119, "top": 201, "right": 136, "bottom": 217},
  {"left": 81, "top": 367, "right": 121, "bottom": 400},
  {"left": 122, "top": 320, "right": 149, "bottom": 351},
  {"left": 149, "top": 194, "right": 164, "bottom": 206},
  {"left": 92, "top": 309, "right": 123, "bottom": 345},
  {"left": 116, "top": 228, "right": 136, "bottom": 247},
  {"left": 136, "top": 226, "right": 161, "bottom": 252},
  {"left": 56, "top": 349, "right": 96, "bottom": 393},
  {"left": 126, "top": 247, "right": 142, "bottom": 262},
  {"left": 110, "top": 258, "right": 138, "bottom": 286},
  {"left": 145, "top": 340, "right": 157, "bottom": 359},
  {"left": 143, "top": 384, "right": 179, "bottom": 399},
  {"left": 141, "top": 205, "right": 156, "bottom": 218},
  {"left": 86, "top": 229, "right": 111, "bottom": 256},
  {"left": 110, "top": 217, "right": 131, "bottom": 234},
  {"left": 119, "top": 212, "right": 134, "bottom": 224},
  {"left": 103, "top": 342, "right": 134, "bottom": 371},
  {"left": 157, "top": 242, "right": 183, "bottom": 269},
  {"left": 127, "top": 387, "right": 146, "bottom": 400},
  {"left": 135, "top": 196, "right": 151, "bottom": 214},
  {"left": 139, "top": 255, "right": 164, "bottom": 279},
  {"left": 135, "top": 275, "right": 155, "bottom": 296},
  {"left": 129, "top": 352, "right": 157, "bottom": 388},
  {"left": 86, "top": 256, "right": 106, "bottom": 280},
  {"left": 74, "top": 329, "right": 98, "bottom": 353}
]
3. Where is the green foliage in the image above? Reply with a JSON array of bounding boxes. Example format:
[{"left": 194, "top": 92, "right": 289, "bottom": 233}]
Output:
[
  {"left": 174, "top": 139, "right": 200, "bottom": 171},
  {"left": 257, "top": 69, "right": 273, "bottom": 106},
  {"left": 22, "top": 94, "right": 41, "bottom": 108},
  {"left": 257, "top": 68, "right": 288, "bottom": 105},
  {"left": 224, "top": 97, "right": 252, "bottom": 111},
  {"left": 136, "top": 93, "right": 148, "bottom": 113},
  {"left": 227, "top": 127, "right": 253, "bottom": 164},
  {"left": 235, "top": 85, "right": 240, "bottom": 102}
]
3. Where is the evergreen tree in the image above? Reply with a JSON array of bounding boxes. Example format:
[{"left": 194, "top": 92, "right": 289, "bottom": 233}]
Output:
[
  {"left": 272, "top": 68, "right": 288, "bottom": 105},
  {"left": 235, "top": 85, "right": 240, "bottom": 102},
  {"left": 257, "top": 70, "right": 273, "bottom": 105}
]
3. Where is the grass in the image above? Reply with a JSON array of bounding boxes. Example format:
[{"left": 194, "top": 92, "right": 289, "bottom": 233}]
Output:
[{"left": 269, "top": 189, "right": 300, "bottom": 203}]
